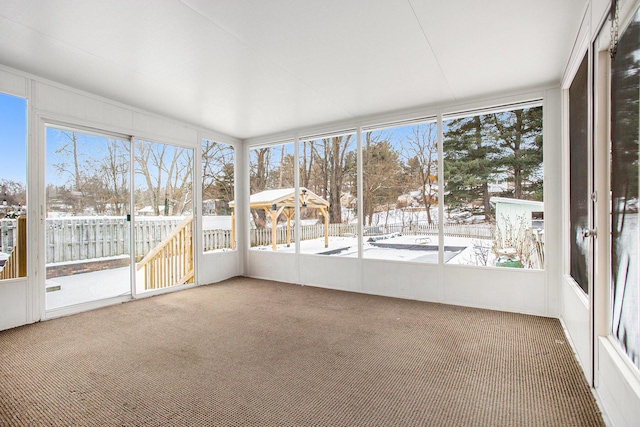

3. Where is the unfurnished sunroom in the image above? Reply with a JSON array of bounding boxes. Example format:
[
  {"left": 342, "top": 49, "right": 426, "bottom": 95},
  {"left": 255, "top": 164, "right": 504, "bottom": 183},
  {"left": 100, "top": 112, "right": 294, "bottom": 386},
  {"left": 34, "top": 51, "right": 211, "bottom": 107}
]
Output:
[{"left": 0, "top": 0, "right": 638, "bottom": 425}]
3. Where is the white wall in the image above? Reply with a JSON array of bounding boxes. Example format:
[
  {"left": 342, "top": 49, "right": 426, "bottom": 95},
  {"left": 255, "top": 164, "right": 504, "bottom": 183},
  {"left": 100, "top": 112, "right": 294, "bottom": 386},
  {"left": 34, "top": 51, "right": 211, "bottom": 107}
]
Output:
[
  {"left": 598, "top": 338, "right": 640, "bottom": 427},
  {"left": 561, "top": 277, "right": 591, "bottom": 381},
  {"left": 199, "top": 251, "right": 241, "bottom": 285},
  {"left": 0, "top": 278, "right": 28, "bottom": 330},
  {"left": 0, "top": 65, "right": 242, "bottom": 331},
  {"left": 248, "top": 252, "right": 551, "bottom": 316}
]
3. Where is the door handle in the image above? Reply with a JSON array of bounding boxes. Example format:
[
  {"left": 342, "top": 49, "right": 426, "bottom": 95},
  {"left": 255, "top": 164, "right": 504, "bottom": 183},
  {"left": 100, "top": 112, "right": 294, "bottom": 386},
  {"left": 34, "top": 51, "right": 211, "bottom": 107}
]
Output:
[{"left": 583, "top": 228, "right": 597, "bottom": 238}]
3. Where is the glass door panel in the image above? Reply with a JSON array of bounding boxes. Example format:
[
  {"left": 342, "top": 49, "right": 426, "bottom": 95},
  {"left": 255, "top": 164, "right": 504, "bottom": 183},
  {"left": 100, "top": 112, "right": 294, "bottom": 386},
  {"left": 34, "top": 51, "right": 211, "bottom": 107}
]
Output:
[
  {"left": 45, "top": 127, "right": 131, "bottom": 310},
  {"left": 0, "top": 93, "right": 27, "bottom": 281},
  {"left": 134, "top": 139, "right": 194, "bottom": 293},
  {"left": 610, "top": 8, "right": 640, "bottom": 370}
]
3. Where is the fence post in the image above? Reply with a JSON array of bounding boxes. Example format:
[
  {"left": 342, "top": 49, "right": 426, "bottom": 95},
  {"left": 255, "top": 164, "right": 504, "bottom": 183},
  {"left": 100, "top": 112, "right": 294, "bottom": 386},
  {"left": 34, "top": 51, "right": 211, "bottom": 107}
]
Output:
[{"left": 17, "top": 216, "right": 26, "bottom": 277}]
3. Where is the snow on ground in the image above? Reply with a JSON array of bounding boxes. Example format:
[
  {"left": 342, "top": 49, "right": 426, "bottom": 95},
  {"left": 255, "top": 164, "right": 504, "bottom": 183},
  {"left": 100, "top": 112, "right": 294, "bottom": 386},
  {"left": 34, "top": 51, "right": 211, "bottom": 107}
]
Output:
[
  {"left": 251, "top": 233, "right": 495, "bottom": 265},
  {"left": 45, "top": 263, "right": 159, "bottom": 310},
  {"left": 45, "top": 234, "right": 500, "bottom": 311},
  {"left": 203, "top": 215, "right": 233, "bottom": 230},
  {"left": 358, "top": 206, "right": 489, "bottom": 226}
]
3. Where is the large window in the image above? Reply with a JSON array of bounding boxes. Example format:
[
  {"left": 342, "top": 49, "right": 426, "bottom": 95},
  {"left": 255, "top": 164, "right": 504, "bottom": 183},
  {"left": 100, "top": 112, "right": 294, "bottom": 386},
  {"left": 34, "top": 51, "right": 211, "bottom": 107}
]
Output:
[
  {"left": 0, "top": 93, "right": 27, "bottom": 280},
  {"left": 248, "top": 142, "right": 296, "bottom": 251},
  {"left": 443, "top": 105, "right": 544, "bottom": 269},
  {"left": 610, "top": 7, "right": 639, "bottom": 369},
  {"left": 361, "top": 121, "right": 439, "bottom": 263},
  {"left": 247, "top": 107, "right": 544, "bottom": 268},
  {"left": 202, "top": 139, "right": 235, "bottom": 253},
  {"left": 298, "top": 133, "right": 356, "bottom": 255}
]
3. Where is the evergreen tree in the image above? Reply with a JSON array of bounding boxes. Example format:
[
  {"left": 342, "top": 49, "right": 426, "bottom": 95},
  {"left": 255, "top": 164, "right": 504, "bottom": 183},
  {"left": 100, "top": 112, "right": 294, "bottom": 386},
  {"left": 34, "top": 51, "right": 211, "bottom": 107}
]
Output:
[
  {"left": 444, "top": 107, "right": 544, "bottom": 221},
  {"left": 487, "top": 107, "right": 543, "bottom": 200},
  {"left": 444, "top": 115, "right": 499, "bottom": 220}
]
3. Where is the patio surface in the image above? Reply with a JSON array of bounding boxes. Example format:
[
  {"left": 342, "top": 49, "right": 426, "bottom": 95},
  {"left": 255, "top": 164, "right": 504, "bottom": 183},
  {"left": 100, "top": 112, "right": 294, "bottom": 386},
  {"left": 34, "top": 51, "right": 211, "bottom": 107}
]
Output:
[{"left": 45, "top": 265, "right": 145, "bottom": 310}]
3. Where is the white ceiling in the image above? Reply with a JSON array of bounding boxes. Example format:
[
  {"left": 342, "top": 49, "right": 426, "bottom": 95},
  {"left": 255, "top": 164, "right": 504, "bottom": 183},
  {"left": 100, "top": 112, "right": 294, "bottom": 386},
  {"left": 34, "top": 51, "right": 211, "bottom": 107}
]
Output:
[{"left": 0, "top": 0, "right": 586, "bottom": 140}]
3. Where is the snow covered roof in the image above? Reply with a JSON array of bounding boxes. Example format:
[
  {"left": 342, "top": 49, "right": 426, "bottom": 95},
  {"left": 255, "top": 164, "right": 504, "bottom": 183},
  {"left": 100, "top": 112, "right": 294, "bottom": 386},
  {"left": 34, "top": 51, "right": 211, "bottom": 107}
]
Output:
[
  {"left": 490, "top": 197, "right": 543, "bottom": 208},
  {"left": 249, "top": 188, "right": 294, "bottom": 204},
  {"left": 229, "top": 187, "right": 329, "bottom": 209}
]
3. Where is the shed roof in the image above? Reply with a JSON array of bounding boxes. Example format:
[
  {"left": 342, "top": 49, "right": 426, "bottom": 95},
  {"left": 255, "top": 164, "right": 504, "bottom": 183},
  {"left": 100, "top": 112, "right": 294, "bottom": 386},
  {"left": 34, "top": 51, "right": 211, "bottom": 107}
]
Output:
[
  {"left": 229, "top": 187, "right": 329, "bottom": 209},
  {"left": 490, "top": 197, "right": 544, "bottom": 208}
]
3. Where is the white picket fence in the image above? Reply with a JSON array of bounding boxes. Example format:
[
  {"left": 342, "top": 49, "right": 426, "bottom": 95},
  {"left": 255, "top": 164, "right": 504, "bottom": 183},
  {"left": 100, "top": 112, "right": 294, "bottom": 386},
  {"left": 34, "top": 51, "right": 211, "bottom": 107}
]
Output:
[
  {"left": 0, "top": 219, "right": 18, "bottom": 255},
  {"left": 3, "top": 217, "right": 228, "bottom": 263},
  {"left": 250, "top": 222, "right": 494, "bottom": 247},
  {"left": 45, "top": 217, "right": 187, "bottom": 263},
  {"left": 2, "top": 217, "right": 495, "bottom": 263},
  {"left": 203, "top": 229, "right": 233, "bottom": 251},
  {"left": 46, "top": 217, "right": 131, "bottom": 263}
]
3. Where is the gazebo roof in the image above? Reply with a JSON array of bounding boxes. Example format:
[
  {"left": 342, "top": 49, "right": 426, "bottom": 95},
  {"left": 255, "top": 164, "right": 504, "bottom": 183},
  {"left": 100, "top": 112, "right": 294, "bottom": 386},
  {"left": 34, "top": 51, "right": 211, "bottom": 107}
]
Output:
[{"left": 229, "top": 187, "right": 329, "bottom": 209}]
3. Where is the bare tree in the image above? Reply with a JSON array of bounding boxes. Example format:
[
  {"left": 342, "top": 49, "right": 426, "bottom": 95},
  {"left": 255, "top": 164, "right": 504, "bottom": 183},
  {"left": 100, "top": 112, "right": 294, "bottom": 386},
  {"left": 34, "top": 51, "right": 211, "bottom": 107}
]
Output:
[
  {"left": 202, "top": 140, "right": 235, "bottom": 214},
  {"left": 328, "top": 135, "right": 354, "bottom": 223},
  {"left": 300, "top": 140, "right": 315, "bottom": 189},
  {"left": 0, "top": 179, "right": 26, "bottom": 207},
  {"left": 249, "top": 147, "right": 271, "bottom": 228},
  {"left": 52, "top": 131, "right": 87, "bottom": 213},
  {"left": 402, "top": 123, "right": 438, "bottom": 224},
  {"left": 97, "top": 140, "right": 129, "bottom": 215},
  {"left": 135, "top": 141, "right": 193, "bottom": 216},
  {"left": 135, "top": 141, "right": 166, "bottom": 215},
  {"left": 166, "top": 148, "right": 193, "bottom": 215}
]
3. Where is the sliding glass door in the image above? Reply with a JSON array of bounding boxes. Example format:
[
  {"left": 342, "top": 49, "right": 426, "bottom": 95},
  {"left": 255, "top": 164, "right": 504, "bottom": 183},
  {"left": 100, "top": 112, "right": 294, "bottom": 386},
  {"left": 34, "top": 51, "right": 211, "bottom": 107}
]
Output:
[
  {"left": 45, "top": 130, "right": 196, "bottom": 308},
  {"left": 45, "top": 126, "right": 132, "bottom": 310},
  {"left": 134, "top": 139, "right": 194, "bottom": 294}
]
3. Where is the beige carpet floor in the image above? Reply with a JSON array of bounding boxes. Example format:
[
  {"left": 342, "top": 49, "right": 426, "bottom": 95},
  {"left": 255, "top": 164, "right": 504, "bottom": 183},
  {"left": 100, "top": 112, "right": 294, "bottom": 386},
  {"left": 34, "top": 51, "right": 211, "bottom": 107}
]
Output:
[{"left": 0, "top": 277, "right": 604, "bottom": 426}]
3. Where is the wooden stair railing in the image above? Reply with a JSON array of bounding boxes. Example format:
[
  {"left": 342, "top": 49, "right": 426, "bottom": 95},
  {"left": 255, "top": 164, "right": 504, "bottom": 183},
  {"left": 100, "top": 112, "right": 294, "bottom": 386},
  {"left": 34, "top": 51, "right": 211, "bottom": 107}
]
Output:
[
  {"left": 136, "top": 214, "right": 194, "bottom": 290},
  {"left": 0, "top": 216, "right": 27, "bottom": 280}
]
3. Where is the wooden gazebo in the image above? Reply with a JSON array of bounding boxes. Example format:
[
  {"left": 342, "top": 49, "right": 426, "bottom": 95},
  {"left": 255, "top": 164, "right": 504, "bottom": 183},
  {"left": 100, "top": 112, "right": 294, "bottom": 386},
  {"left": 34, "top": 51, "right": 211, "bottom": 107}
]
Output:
[{"left": 229, "top": 187, "right": 330, "bottom": 251}]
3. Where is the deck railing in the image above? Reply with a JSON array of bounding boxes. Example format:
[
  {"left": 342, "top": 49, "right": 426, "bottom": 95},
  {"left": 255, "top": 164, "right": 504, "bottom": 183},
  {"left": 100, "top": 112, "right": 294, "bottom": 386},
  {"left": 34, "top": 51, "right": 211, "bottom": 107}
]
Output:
[
  {"left": 0, "top": 216, "right": 27, "bottom": 280},
  {"left": 136, "top": 215, "right": 194, "bottom": 290}
]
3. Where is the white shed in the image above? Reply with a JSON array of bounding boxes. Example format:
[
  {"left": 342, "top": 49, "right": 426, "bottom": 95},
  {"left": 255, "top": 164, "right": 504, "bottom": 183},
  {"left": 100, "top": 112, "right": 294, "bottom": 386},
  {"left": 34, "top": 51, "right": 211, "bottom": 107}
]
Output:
[{"left": 490, "top": 197, "right": 544, "bottom": 232}]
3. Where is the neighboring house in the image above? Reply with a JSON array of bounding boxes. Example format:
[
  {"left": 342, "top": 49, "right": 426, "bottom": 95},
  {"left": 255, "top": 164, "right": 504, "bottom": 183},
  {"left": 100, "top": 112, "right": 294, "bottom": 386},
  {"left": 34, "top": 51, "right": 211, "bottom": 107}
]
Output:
[
  {"left": 203, "top": 199, "right": 217, "bottom": 215},
  {"left": 203, "top": 198, "right": 231, "bottom": 215},
  {"left": 137, "top": 206, "right": 157, "bottom": 216}
]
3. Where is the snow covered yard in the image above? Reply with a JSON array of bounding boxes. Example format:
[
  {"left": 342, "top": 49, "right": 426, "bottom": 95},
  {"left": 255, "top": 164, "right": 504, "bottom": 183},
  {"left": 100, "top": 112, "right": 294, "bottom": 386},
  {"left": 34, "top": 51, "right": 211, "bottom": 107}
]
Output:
[{"left": 251, "top": 233, "right": 495, "bottom": 265}]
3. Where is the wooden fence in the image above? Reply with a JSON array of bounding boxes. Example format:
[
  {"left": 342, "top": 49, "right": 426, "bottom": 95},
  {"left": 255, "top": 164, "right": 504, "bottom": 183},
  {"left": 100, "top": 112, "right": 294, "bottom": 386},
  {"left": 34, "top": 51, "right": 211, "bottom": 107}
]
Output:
[
  {"left": 1, "top": 217, "right": 496, "bottom": 265},
  {"left": 1, "top": 217, "right": 230, "bottom": 264},
  {"left": 250, "top": 222, "right": 494, "bottom": 247},
  {"left": 0, "top": 216, "right": 26, "bottom": 279},
  {"left": 203, "top": 229, "right": 234, "bottom": 252},
  {"left": 42, "top": 217, "right": 185, "bottom": 264}
]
